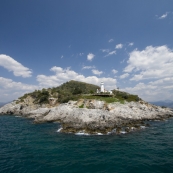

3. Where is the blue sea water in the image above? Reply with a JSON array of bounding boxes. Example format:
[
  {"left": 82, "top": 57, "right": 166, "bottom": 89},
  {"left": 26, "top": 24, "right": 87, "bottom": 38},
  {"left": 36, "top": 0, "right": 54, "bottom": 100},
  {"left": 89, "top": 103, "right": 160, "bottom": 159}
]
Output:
[{"left": 0, "top": 115, "right": 173, "bottom": 173}]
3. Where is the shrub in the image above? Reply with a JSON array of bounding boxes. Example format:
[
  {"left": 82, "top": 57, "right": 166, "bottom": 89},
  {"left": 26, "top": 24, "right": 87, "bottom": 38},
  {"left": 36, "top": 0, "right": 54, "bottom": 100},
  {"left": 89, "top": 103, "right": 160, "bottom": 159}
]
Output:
[
  {"left": 73, "top": 88, "right": 82, "bottom": 95},
  {"left": 39, "top": 95, "right": 49, "bottom": 104},
  {"left": 79, "top": 104, "right": 84, "bottom": 108},
  {"left": 90, "top": 90, "right": 94, "bottom": 94}
]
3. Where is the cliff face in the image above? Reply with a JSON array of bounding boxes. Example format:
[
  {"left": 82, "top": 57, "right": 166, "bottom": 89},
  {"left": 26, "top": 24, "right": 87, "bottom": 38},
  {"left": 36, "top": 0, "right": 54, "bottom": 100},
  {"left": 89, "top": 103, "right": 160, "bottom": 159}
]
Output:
[{"left": 0, "top": 99, "right": 173, "bottom": 134}]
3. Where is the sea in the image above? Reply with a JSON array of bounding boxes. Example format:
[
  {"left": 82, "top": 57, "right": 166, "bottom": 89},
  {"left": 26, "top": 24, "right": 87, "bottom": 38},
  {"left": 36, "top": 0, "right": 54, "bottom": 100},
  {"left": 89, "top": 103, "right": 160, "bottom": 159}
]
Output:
[{"left": 0, "top": 115, "right": 173, "bottom": 173}]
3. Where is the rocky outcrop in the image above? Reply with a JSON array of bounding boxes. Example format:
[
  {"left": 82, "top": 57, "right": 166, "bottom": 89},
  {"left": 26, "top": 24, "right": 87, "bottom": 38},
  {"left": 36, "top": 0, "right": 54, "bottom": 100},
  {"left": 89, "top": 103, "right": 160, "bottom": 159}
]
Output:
[{"left": 0, "top": 99, "right": 173, "bottom": 134}]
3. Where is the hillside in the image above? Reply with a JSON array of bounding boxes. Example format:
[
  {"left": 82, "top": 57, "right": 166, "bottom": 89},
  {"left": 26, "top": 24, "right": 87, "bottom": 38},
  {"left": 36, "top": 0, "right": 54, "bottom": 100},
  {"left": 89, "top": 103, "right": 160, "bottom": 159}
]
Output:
[
  {"left": 18, "top": 80, "right": 100, "bottom": 105},
  {"left": 17, "top": 80, "right": 140, "bottom": 106}
]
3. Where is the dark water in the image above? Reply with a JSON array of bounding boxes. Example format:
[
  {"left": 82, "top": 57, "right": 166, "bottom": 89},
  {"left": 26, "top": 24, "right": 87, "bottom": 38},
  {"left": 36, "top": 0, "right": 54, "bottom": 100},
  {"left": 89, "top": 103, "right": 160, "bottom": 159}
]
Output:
[{"left": 0, "top": 115, "right": 173, "bottom": 173}]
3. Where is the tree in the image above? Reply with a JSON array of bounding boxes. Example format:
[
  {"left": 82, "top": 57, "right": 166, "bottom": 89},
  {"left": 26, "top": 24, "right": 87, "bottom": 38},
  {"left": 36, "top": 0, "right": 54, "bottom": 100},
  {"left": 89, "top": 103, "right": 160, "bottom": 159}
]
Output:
[
  {"left": 90, "top": 90, "right": 94, "bottom": 94},
  {"left": 72, "top": 88, "right": 82, "bottom": 95}
]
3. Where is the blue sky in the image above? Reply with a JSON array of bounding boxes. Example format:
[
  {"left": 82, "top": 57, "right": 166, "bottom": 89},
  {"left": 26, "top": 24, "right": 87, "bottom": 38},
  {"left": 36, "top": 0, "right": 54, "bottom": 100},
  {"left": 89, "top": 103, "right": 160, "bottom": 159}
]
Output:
[{"left": 0, "top": 0, "right": 173, "bottom": 102}]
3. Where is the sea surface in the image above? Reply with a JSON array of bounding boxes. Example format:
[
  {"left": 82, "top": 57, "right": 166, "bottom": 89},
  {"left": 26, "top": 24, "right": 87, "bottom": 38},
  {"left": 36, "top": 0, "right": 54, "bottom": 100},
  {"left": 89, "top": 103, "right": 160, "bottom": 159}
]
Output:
[{"left": 0, "top": 115, "right": 173, "bottom": 173}]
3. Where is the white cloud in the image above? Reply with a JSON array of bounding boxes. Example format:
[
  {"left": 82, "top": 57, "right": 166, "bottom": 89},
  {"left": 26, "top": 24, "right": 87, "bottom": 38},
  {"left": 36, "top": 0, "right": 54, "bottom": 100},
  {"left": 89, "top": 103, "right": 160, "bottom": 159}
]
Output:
[
  {"left": 92, "top": 69, "right": 103, "bottom": 76},
  {"left": 104, "top": 50, "right": 116, "bottom": 57},
  {"left": 50, "top": 66, "right": 64, "bottom": 73},
  {"left": 112, "top": 69, "right": 118, "bottom": 74},
  {"left": 0, "top": 77, "right": 39, "bottom": 102},
  {"left": 108, "top": 39, "right": 114, "bottom": 43},
  {"left": 124, "top": 45, "right": 173, "bottom": 81},
  {"left": 120, "top": 73, "right": 129, "bottom": 79},
  {"left": 0, "top": 54, "right": 32, "bottom": 77},
  {"left": 82, "top": 66, "right": 95, "bottom": 70},
  {"left": 159, "top": 12, "right": 168, "bottom": 19},
  {"left": 87, "top": 53, "right": 95, "bottom": 61},
  {"left": 37, "top": 66, "right": 117, "bottom": 90},
  {"left": 121, "top": 45, "right": 173, "bottom": 102},
  {"left": 115, "top": 44, "right": 123, "bottom": 49},
  {"left": 61, "top": 55, "right": 63, "bottom": 59},
  {"left": 129, "top": 42, "right": 134, "bottom": 46},
  {"left": 124, "top": 77, "right": 173, "bottom": 102},
  {"left": 101, "top": 49, "right": 110, "bottom": 53},
  {"left": 79, "top": 53, "right": 84, "bottom": 56}
]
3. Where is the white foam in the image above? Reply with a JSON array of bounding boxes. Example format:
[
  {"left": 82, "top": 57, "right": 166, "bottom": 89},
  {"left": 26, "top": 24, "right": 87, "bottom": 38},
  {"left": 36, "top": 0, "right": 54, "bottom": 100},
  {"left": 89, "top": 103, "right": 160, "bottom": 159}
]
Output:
[
  {"left": 140, "top": 126, "right": 146, "bottom": 129},
  {"left": 15, "top": 116, "right": 22, "bottom": 117},
  {"left": 57, "top": 127, "right": 62, "bottom": 132},
  {"left": 131, "top": 127, "right": 135, "bottom": 130},
  {"left": 75, "top": 131, "right": 104, "bottom": 136},
  {"left": 75, "top": 132, "right": 90, "bottom": 136},
  {"left": 120, "top": 131, "right": 126, "bottom": 134},
  {"left": 97, "top": 133, "right": 103, "bottom": 135}
]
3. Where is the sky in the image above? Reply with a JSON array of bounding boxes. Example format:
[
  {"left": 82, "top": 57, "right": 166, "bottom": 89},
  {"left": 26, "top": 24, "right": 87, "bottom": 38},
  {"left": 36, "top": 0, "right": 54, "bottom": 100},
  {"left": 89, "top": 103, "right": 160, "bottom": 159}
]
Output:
[{"left": 0, "top": 0, "right": 173, "bottom": 102}]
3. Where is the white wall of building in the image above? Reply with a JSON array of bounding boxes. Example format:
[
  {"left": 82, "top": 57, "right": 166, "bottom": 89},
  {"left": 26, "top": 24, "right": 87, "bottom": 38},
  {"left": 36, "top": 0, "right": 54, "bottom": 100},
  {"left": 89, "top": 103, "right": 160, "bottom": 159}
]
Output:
[{"left": 100, "top": 82, "right": 104, "bottom": 92}]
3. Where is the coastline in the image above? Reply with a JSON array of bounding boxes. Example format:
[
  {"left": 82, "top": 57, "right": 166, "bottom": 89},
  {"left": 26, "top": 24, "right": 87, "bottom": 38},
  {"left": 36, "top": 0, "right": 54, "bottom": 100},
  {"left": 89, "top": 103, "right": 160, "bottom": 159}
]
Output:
[{"left": 1, "top": 99, "right": 173, "bottom": 135}]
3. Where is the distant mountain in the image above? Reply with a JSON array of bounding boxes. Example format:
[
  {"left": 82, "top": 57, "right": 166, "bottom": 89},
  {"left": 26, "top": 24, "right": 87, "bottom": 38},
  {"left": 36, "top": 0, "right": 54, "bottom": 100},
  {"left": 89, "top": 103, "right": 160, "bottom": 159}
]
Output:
[
  {"left": 0, "top": 102, "right": 7, "bottom": 108},
  {"left": 150, "top": 101, "right": 173, "bottom": 108}
]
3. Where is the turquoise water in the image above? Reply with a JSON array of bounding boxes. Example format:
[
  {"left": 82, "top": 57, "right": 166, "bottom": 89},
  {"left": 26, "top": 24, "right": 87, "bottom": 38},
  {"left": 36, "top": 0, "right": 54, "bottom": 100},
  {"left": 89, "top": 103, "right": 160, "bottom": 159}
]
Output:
[{"left": 0, "top": 115, "right": 173, "bottom": 173}]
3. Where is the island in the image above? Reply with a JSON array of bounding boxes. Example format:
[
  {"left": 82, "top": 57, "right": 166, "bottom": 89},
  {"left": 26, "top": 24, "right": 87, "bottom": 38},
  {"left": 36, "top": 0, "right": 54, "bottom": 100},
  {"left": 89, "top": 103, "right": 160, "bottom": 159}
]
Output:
[{"left": 0, "top": 80, "right": 173, "bottom": 135}]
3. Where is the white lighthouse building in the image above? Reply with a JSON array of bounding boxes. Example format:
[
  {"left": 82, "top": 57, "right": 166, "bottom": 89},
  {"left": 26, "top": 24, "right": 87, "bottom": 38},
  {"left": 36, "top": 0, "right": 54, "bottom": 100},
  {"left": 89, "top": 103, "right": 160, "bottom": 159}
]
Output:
[
  {"left": 100, "top": 82, "right": 104, "bottom": 92},
  {"left": 96, "top": 82, "right": 112, "bottom": 94}
]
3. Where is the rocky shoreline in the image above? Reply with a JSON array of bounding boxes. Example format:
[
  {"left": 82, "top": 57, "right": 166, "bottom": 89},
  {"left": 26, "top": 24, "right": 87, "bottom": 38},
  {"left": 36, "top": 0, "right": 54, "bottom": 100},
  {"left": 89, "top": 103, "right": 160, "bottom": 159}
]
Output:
[{"left": 0, "top": 99, "right": 173, "bottom": 135}]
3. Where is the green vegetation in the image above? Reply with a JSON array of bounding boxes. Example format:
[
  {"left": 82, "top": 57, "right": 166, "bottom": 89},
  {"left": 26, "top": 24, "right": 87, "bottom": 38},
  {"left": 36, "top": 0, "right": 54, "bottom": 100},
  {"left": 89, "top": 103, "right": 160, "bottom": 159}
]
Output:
[
  {"left": 80, "top": 95, "right": 124, "bottom": 103},
  {"left": 79, "top": 104, "right": 84, "bottom": 108},
  {"left": 112, "top": 89, "right": 140, "bottom": 102},
  {"left": 19, "top": 89, "right": 50, "bottom": 104},
  {"left": 51, "top": 80, "right": 99, "bottom": 103},
  {"left": 17, "top": 80, "right": 140, "bottom": 105},
  {"left": 18, "top": 93, "right": 29, "bottom": 103},
  {"left": 18, "top": 80, "right": 99, "bottom": 104}
]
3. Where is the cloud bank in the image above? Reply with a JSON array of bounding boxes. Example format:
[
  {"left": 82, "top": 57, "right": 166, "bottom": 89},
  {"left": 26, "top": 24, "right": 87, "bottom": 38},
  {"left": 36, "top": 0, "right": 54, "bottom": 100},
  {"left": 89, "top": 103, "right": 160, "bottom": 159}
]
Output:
[
  {"left": 37, "top": 66, "right": 117, "bottom": 89},
  {"left": 0, "top": 77, "right": 38, "bottom": 102},
  {"left": 122, "top": 45, "right": 173, "bottom": 101},
  {"left": 124, "top": 45, "right": 173, "bottom": 81}
]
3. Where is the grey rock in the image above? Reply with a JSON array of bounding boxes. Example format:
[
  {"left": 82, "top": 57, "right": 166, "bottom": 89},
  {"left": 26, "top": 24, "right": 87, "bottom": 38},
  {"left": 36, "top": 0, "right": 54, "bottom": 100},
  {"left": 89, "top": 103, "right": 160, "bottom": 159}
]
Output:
[{"left": 0, "top": 100, "right": 173, "bottom": 134}]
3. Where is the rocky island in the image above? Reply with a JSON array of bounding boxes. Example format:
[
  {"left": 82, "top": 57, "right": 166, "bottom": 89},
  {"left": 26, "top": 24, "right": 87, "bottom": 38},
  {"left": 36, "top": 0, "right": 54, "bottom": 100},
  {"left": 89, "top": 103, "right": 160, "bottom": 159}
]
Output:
[{"left": 0, "top": 80, "right": 173, "bottom": 135}]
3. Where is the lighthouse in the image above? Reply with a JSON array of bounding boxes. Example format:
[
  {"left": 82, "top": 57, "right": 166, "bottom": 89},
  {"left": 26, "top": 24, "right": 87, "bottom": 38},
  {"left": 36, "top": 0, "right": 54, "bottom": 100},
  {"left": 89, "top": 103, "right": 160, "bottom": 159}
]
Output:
[{"left": 100, "top": 82, "right": 104, "bottom": 92}]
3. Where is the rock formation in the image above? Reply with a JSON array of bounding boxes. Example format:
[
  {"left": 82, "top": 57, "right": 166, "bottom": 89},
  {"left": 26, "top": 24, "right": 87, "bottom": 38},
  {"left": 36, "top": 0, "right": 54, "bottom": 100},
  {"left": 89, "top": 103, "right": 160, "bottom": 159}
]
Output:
[{"left": 0, "top": 98, "right": 173, "bottom": 135}]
